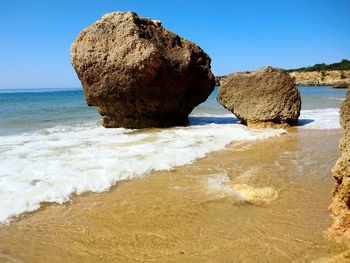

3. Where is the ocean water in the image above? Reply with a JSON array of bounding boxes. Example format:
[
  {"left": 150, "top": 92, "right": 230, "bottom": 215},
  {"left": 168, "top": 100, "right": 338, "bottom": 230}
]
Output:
[{"left": 0, "top": 86, "right": 347, "bottom": 223}]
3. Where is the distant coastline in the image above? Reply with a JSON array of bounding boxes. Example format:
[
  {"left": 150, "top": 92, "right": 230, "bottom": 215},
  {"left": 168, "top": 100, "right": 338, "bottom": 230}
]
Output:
[
  {"left": 289, "top": 70, "right": 350, "bottom": 88},
  {"left": 286, "top": 59, "right": 350, "bottom": 72},
  {"left": 215, "top": 59, "right": 350, "bottom": 88},
  {"left": 288, "top": 59, "right": 350, "bottom": 87}
]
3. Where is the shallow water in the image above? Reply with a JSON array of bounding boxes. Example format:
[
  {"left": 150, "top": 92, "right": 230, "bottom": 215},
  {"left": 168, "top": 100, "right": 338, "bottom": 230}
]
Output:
[
  {"left": 299, "top": 86, "right": 347, "bottom": 110},
  {"left": 0, "top": 122, "right": 284, "bottom": 223},
  {"left": 0, "top": 86, "right": 344, "bottom": 224},
  {"left": 0, "top": 86, "right": 346, "bottom": 135},
  {"left": 0, "top": 86, "right": 348, "bottom": 262},
  {"left": 0, "top": 129, "right": 346, "bottom": 262}
]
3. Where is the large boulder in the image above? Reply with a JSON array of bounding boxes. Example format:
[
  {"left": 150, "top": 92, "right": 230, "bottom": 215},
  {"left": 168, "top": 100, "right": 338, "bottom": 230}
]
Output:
[
  {"left": 71, "top": 12, "right": 215, "bottom": 128},
  {"left": 217, "top": 67, "right": 301, "bottom": 127},
  {"left": 329, "top": 90, "right": 350, "bottom": 237}
]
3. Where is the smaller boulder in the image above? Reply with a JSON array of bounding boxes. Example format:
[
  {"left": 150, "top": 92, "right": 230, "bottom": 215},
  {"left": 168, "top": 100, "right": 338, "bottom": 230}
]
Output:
[{"left": 217, "top": 67, "right": 301, "bottom": 128}]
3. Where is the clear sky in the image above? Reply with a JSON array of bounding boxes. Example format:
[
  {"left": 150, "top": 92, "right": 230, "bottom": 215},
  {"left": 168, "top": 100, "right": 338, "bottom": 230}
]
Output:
[{"left": 0, "top": 0, "right": 349, "bottom": 89}]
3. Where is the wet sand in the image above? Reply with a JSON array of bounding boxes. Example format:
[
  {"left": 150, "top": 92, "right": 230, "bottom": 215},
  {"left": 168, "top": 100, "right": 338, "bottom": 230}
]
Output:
[{"left": 0, "top": 129, "right": 348, "bottom": 262}]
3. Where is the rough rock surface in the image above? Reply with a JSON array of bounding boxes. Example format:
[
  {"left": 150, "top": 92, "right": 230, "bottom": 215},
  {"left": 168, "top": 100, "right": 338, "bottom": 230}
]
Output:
[
  {"left": 330, "top": 90, "right": 350, "bottom": 238},
  {"left": 289, "top": 70, "right": 350, "bottom": 88},
  {"left": 71, "top": 12, "right": 215, "bottom": 128},
  {"left": 217, "top": 67, "right": 301, "bottom": 127},
  {"left": 215, "top": 76, "right": 225, "bottom": 86}
]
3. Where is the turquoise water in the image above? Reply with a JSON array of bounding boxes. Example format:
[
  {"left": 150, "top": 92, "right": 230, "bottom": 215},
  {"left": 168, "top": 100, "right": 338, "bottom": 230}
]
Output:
[
  {"left": 0, "top": 86, "right": 347, "bottom": 136},
  {"left": 0, "top": 85, "right": 346, "bottom": 224},
  {"left": 0, "top": 88, "right": 98, "bottom": 135},
  {"left": 299, "top": 86, "right": 347, "bottom": 110}
]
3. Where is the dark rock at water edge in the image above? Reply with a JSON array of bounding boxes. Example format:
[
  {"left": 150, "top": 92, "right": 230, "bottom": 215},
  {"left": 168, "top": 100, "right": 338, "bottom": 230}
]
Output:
[
  {"left": 217, "top": 67, "right": 301, "bottom": 128},
  {"left": 332, "top": 83, "right": 349, "bottom": 89},
  {"left": 71, "top": 12, "right": 215, "bottom": 128}
]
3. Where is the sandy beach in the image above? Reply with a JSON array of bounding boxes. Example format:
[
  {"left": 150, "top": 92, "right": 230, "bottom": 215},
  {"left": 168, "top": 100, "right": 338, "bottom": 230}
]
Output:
[
  {"left": 0, "top": 128, "right": 347, "bottom": 262},
  {"left": 1, "top": 2, "right": 350, "bottom": 261}
]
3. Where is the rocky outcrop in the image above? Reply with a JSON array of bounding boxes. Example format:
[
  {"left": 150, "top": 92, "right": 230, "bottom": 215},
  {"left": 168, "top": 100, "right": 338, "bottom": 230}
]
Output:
[
  {"left": 71, "top": 12, "right": 215, "bottom": 128},
  {"left": 217, "top": 67, "right": 301, "bottom": 128},
  {"left": 289, "top": 70, "right": 350, "bottom": 88},
  {"left": 330, "top": 90, "right": 350, "bottom": 238}
]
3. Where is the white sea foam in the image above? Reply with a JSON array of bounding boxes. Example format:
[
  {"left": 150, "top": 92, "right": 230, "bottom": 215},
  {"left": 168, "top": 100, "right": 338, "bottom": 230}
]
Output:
[
  {"left": 191, "top": 113, "right": 235, "bottom": 118},
  {"left": 207, "top": 174, "right": 245, "bottom": 200},
  {"left": 192, "top": 108, "right": 341, "bottom": 130},
  {"left": 298, "top": 108, "right": 340, "bottom": 129},
  {"left": 0, "top": 107, "right": 340, "bottom": 223},
  {"left": 326, "top": 97, "right": 345, "bottom": 101},
  {"left": 207, "top": 173, "right": 279, "bottom": 204},
  {"left": 0, "top": 122, "right": 284, "bottom": 224}
]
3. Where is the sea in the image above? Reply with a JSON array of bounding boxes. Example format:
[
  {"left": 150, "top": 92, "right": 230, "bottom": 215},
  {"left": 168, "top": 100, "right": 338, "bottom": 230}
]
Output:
[
  {"left": 0, "top": 86, "right": 349, "bottom": 261},
  {"left": 0, "top": 86, "right": 346, "bottom": 224}
]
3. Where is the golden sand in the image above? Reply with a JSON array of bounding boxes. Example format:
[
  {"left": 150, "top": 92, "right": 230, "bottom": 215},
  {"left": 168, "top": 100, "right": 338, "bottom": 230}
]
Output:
[{"left": 0, "top": 129, "right": 348, "bottom": 262}]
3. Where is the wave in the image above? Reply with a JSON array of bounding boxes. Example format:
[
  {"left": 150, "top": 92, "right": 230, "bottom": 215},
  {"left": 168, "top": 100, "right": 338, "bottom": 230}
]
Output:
[
  {"left": 0, "top": 121, "right": 284, "bottom": 224},
  {"left": 326, "top": 97, "right": 345, "bottom": 101},
  {"left": 298, "top": 108, "right": 340, "bottom": 129},
  {"left": 191, "top": 108, "right": 341, "bottom": 130},
  {"left": 303, "top": 97, "right": 345, "bottom": 101}
]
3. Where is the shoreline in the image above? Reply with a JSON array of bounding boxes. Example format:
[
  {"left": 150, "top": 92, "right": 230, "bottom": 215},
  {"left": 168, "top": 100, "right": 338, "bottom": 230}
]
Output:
[
  {"left": 0, "top": 128, "right": 348, "bottom": 262},
  {"left": 0, "top": 86, "right": 348, "bottom": 262},
  {"left": 0, "top": 107, "right": 343, "bottom": 223},
  {"left": 0, "top": 123, "right": 285, "bottom": 225}
]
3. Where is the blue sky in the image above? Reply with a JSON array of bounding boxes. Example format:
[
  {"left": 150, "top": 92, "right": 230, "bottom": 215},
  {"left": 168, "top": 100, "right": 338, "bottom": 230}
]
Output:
[{"left": 0, "top": 0, "right": 349, "bottom": 89}]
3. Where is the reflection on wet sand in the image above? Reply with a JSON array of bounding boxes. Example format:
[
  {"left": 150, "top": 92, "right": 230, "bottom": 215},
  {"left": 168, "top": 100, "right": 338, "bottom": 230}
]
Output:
[{"left": 0, "top": 129, "right": 347, "bottom": 262}]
